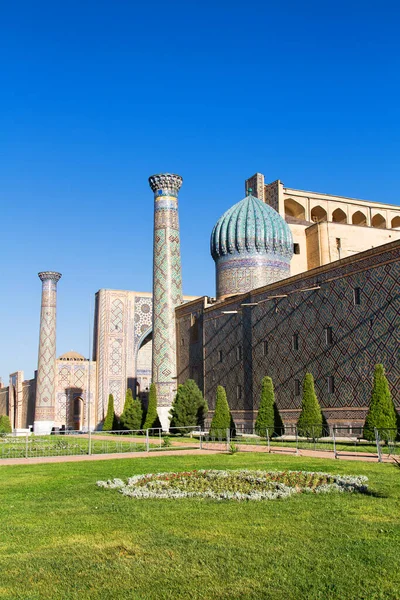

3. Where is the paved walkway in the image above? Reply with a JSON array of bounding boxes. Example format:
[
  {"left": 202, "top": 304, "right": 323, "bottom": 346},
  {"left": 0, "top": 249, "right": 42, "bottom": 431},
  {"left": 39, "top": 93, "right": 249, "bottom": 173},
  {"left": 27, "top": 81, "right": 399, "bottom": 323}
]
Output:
[
  {"left": 0, "top": 448, "right": 223, "bottom": 466},
  {"left": 0, "top": 443, "right": 396, "bottom": 466}
]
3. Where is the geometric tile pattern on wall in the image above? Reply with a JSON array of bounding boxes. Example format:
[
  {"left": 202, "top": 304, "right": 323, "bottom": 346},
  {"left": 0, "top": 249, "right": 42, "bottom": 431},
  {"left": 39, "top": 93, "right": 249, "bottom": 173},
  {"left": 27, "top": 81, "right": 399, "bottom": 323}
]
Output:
[
  {"left": 149, "top": 174, "right": 183, "bottom": 408},
  {"left": 177, "top": 241, "right": 400, "bottom": 427},
  {"left": 35, "top": 272, "right": 62, "bottom": 422},
  {"left": 134, "top": 296, "right": 153, "bottom": 344},
  {"left": 109, "top": 339, "right": 123, "bottom": 376},
  {"left": 109, "top": 380, "right": 122, "bottom": 413},
  {"left": 110, "top": 299, "right": 124, "bottom": 333}
]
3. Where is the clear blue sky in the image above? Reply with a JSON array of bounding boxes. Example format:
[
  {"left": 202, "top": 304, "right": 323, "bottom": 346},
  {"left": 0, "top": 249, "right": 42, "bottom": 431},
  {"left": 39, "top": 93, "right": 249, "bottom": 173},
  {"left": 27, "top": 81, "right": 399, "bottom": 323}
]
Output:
[{"left": 1, "top": 0, "right": 399, "bottom": 381}]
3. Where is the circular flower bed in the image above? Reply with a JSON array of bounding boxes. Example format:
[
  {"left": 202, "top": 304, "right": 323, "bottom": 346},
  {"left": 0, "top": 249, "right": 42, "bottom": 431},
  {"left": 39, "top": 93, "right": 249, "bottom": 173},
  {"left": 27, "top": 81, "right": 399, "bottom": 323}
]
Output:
[{"left": 97, "top": 470, "right": 368, "bottom": 501}]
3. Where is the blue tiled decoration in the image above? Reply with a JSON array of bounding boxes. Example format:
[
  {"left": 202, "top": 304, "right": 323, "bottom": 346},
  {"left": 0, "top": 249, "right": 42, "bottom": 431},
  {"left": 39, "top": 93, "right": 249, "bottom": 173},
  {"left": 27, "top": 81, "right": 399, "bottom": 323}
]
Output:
[
  {"left": 148, "top": 173, "right": 183, "bottom": 410},
  {"left": 210, "top": 195, "right": 293, "bottom": 298}
]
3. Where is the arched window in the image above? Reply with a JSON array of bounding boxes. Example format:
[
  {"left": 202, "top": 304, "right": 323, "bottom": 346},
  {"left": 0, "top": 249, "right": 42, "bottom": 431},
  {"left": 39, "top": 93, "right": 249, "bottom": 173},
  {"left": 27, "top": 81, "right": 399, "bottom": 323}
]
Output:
[
  {"left": 284, "top": 199, "right": 306, "bottom": 220},
  {"left": 332, "top": 208, "right": 347, "bottom": 224},
  {"left": 391, "top": 216, "right": 400, "bottom": 229},
  {"left": 371, "top": 214, "right": 386, "bottom": 229},
  {"left": 352, "top": 211, "right": 367, "bottom": 226},
  {"left": 311, "top": 206, "right": 327, "bottom": 223}
]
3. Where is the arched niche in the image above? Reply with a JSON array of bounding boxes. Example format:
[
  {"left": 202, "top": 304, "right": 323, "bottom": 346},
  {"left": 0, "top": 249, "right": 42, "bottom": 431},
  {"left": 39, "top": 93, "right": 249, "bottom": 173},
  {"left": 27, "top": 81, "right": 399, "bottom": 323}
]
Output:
[
  {"left": 311, "top": 206, "right": 327, "bottom": 223},
  {"left": 391, "top": 216, "right": 400, "bottom": 230},
  {"left": 332, "top": 208, "right": 347, "bottom": 224},
  {"left": 371, "top": 214, "right": 386, "bottom": 229},
  {"left": 136, "top": 327, "right": 152, "bottom": 395},
  {"left": 284, "top": 198, "right": 306, "bottom": 220},
  {"left": 352, "top": 211, "right": 367, "bottom": 226},
  {"left": 73, "top": 397, "right": 84, "bottom": 430}
]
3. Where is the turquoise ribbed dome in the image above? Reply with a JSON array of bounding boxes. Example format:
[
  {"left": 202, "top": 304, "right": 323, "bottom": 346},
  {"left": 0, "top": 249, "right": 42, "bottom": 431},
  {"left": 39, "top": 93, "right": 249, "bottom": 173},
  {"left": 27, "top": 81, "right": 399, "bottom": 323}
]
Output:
[{"left": 210, "top": 195, "right": 293, "bottom": 260}]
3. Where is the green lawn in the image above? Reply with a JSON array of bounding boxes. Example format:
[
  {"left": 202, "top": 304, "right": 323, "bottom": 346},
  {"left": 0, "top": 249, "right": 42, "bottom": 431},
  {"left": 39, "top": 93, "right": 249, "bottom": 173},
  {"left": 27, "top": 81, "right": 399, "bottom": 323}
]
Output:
[{"left": 0, "top": 453, "right": 399, "bottom": 599}]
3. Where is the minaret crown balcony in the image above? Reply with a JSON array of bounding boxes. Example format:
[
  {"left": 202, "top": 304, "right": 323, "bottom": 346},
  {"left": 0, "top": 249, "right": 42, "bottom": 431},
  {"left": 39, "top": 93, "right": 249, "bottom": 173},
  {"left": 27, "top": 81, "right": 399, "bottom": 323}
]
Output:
[{"left": 148, "top": 173, "right": 183, "bottom": 197}]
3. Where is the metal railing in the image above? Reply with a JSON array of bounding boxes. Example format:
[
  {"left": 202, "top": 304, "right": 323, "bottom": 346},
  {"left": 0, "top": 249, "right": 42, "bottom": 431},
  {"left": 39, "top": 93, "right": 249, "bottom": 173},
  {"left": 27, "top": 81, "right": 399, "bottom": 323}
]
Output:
[
  {"left": 199, "top": 425, "right": 400, "bottom": 461},
  {"left": 0, "top": 426, "right": 202, "bottom": 460}
]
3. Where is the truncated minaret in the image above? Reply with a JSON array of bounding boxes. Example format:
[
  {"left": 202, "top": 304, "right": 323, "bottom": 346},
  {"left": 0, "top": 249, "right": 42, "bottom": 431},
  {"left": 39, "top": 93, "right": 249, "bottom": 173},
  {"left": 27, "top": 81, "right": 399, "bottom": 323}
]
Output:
[
  {"left": 149, "top": 173, "right": 183, "bottom": 429},
  {"left": 34, "top": 271, "right": 62, "bottom": 433}
]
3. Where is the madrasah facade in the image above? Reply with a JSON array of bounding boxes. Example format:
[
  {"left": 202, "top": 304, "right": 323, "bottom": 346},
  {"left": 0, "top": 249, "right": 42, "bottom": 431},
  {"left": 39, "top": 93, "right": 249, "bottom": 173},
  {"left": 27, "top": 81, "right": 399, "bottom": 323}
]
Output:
[{"left": 1, "top": 172, "right": 399, "bottom": 433}]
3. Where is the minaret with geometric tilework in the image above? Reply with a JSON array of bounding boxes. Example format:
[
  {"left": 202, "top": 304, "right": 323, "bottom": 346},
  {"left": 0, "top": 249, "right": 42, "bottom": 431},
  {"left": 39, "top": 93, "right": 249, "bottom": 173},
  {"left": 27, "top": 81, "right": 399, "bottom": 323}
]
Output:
[
  {"left": 148, "top": 173, "right": 183, "bottom": 430},
  {"left": 34, "top": 271, "right": 62, "bottom": 434}
]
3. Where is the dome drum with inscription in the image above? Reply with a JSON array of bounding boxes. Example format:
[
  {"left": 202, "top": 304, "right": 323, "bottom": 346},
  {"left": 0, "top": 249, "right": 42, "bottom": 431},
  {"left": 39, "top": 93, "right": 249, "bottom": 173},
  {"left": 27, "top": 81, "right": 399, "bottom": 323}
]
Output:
[{"left": 210, "top": 194, "right": 293, "bottom": 300}]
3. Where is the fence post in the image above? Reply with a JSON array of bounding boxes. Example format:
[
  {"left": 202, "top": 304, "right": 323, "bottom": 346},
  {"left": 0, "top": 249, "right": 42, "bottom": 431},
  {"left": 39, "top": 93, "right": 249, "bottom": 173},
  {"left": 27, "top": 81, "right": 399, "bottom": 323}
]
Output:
[
  {"left": 25, "top": 433, "right": 29, "bottom": 459},
  {"left": 88, "top": 429, "right": 92, "bottom": 456},
  {"left": 332, "top": 426, "right": 337, "bottom": 459},
  {"left": 146, "top": 429, "right": 150, "bottom": 452},
  {"left": 226, "top": 428, "right": 230, "bottom": 452},
  {"left": 159, "top": 428, "right": 162, "bottom": 449},
  {"left": 266, "top": 428, "right": 270, "bottom": 453},
  {"left": 199, "top": 430, "right": 203, "bottom": 450},
  {"left": 374, "top": 428, "right": 382, "bottom": 463},
  {"left": 295, "top": 427, "right": 299, "bottom": 455}
]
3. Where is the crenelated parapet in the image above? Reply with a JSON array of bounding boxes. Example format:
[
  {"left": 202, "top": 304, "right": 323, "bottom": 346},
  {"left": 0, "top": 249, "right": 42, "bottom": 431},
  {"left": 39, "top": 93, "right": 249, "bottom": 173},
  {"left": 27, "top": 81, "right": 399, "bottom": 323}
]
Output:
[{"left": 149, "top": 173, "right": 183, "bottom": 197}]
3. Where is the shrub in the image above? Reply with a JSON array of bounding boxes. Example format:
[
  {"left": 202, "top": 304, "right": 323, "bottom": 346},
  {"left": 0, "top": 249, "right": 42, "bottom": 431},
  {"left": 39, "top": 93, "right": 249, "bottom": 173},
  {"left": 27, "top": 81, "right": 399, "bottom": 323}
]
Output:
[
  {"left": 255, "top": 376, "right": 281, "bottom": 436},
  {"left": 120, "top": 389, "right": 142, "bottom": 431},
  {"left": 0, "top": 415, "right": 11, "bottom": 434},
  {"left": 363, "top": 364, "right": 397, "bottom": 442},
  {"left": 210, "top": 386, "right": 234, "bottom": 439},
  {"left": 143, "top": 383, "right": 161, "bottom": 430},
  {"left": 169, "top": 379, "right": 208, "bottom": 433},
  {"left": 229, "top": 442, "right": 239, "bottom": 454},
  {"left": 297, "top": 373, "right": 322, "bottom": 438},
  {"left": 103, "top": 394, "right": 117, "bottom": 431}
]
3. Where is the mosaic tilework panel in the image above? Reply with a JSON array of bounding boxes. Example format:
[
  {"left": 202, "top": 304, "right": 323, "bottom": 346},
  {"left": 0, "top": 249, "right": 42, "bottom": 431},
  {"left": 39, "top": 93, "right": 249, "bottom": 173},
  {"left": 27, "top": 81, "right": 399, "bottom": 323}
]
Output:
[
  {"left": 134, "top": 296, "right": 152, "bottom": 343},
  {"left": 177, "top": 241, "right": 400, "bottom": 426}
]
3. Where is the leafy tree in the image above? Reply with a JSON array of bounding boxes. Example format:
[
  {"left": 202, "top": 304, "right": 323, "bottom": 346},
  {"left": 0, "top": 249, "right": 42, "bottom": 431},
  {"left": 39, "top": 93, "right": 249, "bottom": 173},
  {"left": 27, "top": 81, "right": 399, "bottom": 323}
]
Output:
[
  {"left": 297, "top": 373, "right": 323, "bottom": 438},
  {"left": 0, "top": 415, "right": 12, "bottom": 434},
  {"left": 120, "top": 388, "right": 142, "bottom": 431},
  {"left": 103, "top": 394, "right": 118, "bottom": 431},
  {"left": 254, "top": 376, "right": 275, "bottom": 435},
  {"left": 169, "top": 379, "right": 208, "bottom": 433},
  {"left": 143, "top": 383, "right": 161, "bottom": 430},
  {"left": 210, "top": 386, "right": 234, "bottom": 439},
  {"left": 363, "top": 364, "right": 397, "bottom": 442}
]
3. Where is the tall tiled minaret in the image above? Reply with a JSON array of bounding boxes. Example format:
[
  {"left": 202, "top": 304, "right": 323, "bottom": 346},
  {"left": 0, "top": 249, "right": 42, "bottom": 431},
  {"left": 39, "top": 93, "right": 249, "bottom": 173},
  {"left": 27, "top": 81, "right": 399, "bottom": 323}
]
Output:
[
  {"left": 34, "top": 271, "right": 62, "bottom": 434},
  {"left": 148, "top": 173, "right": 183, "bottom": 429}
]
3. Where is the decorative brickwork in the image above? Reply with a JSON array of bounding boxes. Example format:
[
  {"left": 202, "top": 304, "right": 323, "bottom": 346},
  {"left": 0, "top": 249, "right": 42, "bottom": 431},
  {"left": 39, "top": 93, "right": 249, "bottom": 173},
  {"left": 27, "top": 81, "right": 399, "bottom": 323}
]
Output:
[
  {"left": 177, "top": 241, "right": 400, "bottom": 428},
  {"left": 264, "top": 180, "right": 280, "bottom": 212},
  {"left": 35, "top": 272, "right": 62, "bottom": 426}
]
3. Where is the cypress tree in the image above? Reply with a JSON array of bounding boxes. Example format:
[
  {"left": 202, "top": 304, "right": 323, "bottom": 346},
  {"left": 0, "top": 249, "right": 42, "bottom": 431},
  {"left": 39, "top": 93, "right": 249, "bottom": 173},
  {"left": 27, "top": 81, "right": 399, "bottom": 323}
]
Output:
[
  {"left": 363, "top": 364, "right": 397, "bottom": 442},
  {"left": 0, "top": 415, "right": 12, "bottom": 434},
  {"left": 255, "top": 376, "right": 279, "bottom": 436},
  {"left": 120, "top": 388, "right": 142, "bottom": 431},
  {"left": 143, "top": 383, "right": 161, "bottom": 430},
  {"left": 122, "top": 388, "right": 133, "bottom": 414},
  {"left": 103, "top": 394, "right": 116, "bottom": 431},
  {"left": 169, "top": 379, "right": 208, "bottom": 433},
  {"left": 210, "top": 386, "right": 233, "bottom": 439},
  {"left": 297, "top": 373, "right": 323, "bottom": 438}
]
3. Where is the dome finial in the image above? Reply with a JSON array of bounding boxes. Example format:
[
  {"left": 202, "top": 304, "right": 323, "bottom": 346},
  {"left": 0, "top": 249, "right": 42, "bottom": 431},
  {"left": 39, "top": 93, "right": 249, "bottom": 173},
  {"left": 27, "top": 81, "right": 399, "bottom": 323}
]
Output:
[{"left": 247, "top": 187, "right": 253, "bottom": 196}]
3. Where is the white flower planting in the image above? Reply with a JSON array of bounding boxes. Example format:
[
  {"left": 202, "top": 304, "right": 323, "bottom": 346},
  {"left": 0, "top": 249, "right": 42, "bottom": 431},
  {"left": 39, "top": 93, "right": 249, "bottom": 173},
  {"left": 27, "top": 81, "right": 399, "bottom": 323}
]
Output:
[{"left": 96, "top": 470, "right": 369, "bottom": 501}]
